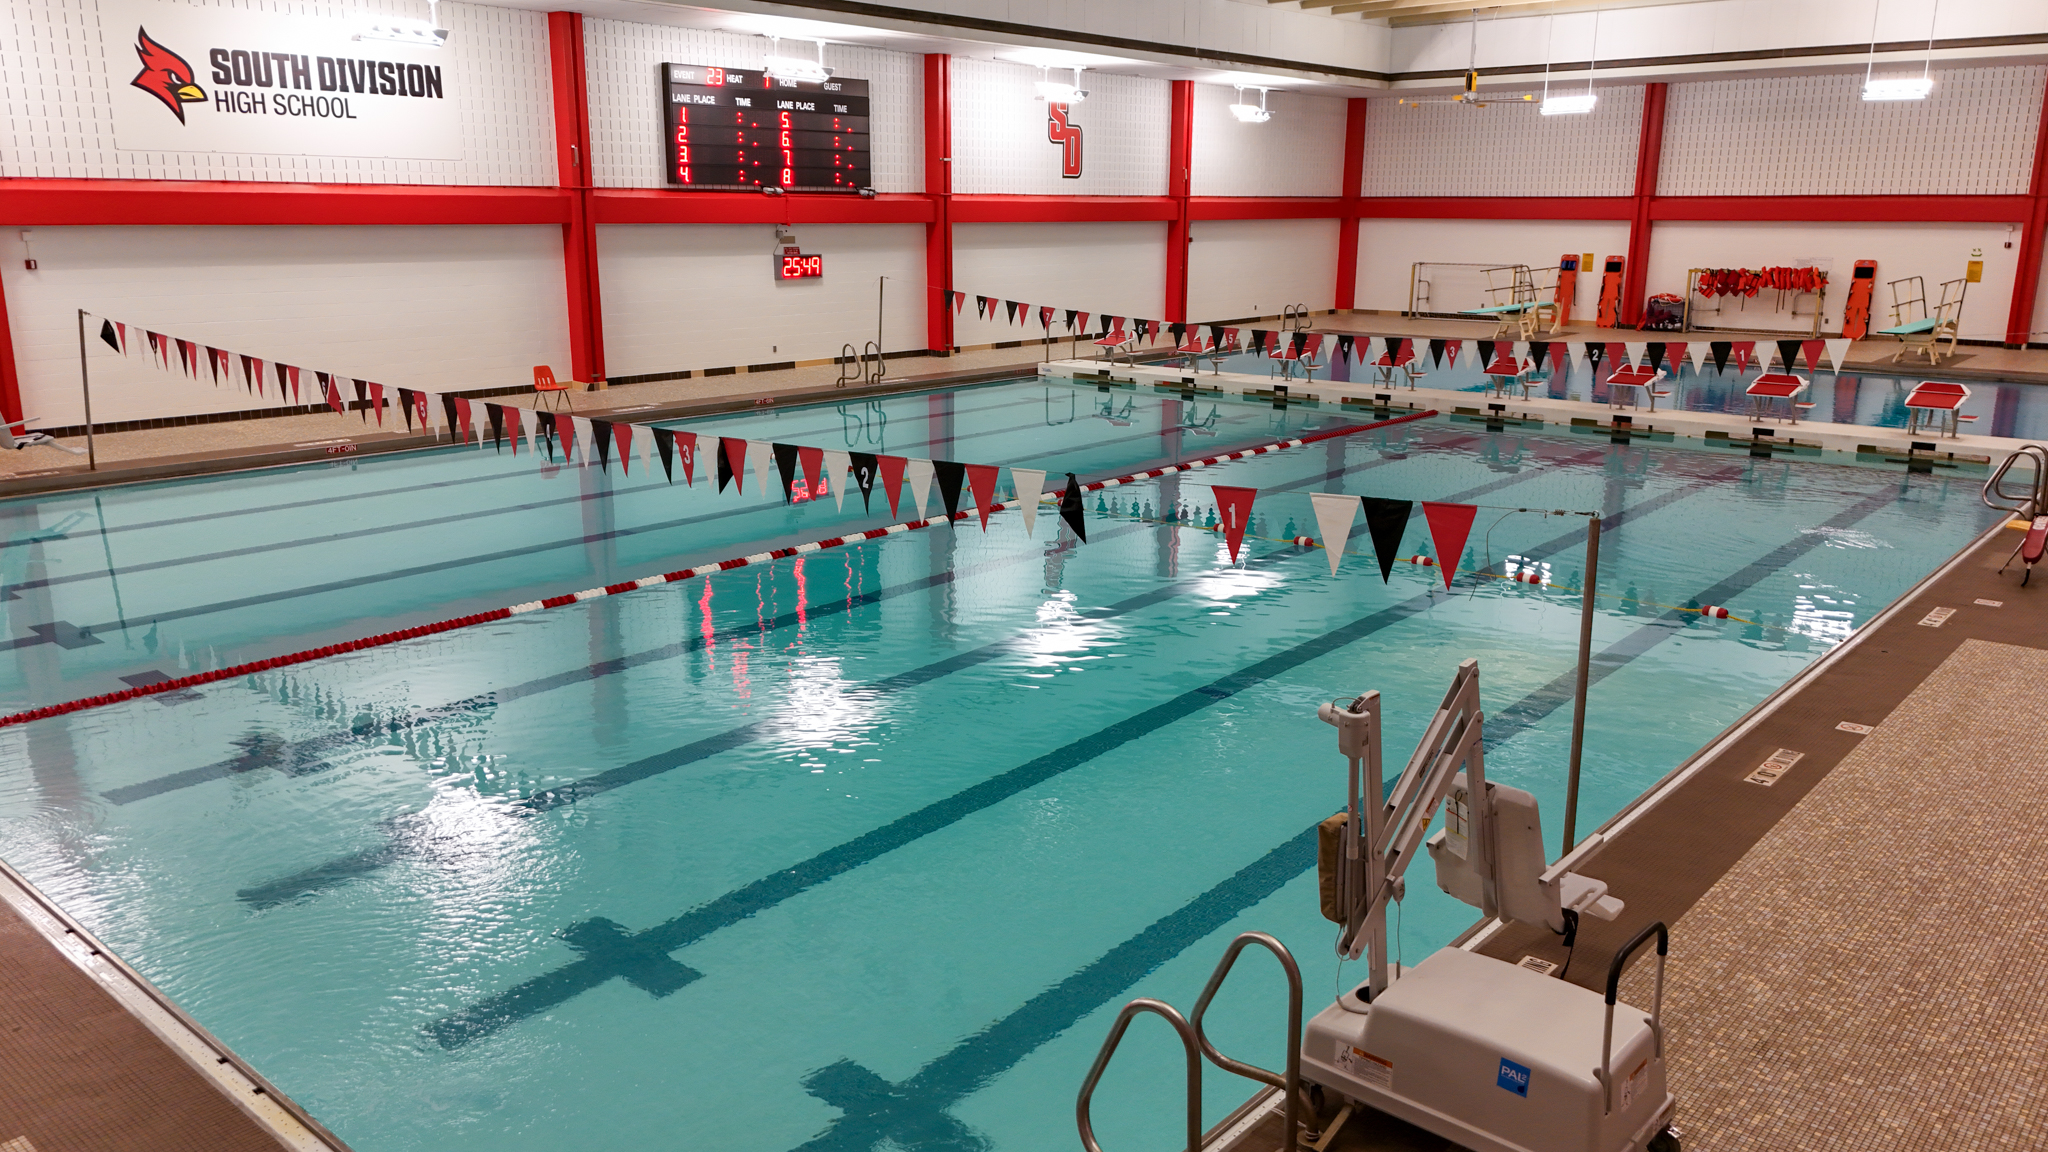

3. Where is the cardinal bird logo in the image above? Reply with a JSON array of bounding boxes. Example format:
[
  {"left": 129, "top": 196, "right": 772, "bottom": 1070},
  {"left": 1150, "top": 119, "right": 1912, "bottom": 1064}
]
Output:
[{"left": 131, "top": 27, "right": 206, "bottom": 123}]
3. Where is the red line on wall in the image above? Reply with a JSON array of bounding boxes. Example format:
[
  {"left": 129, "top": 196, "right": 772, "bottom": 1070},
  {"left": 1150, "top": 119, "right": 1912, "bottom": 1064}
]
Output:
[
  {"left": 1354, "top": 196, "right": 1635, "bottom": 220},
  {"left": 1165, "top": 80, "right": 1195, "bottom": 323},
  {"left": 588, "top": 190, "right": 936, "bottom": 225},
  {"left": 1621, "top": 81, "right": 1668, "bottom": 328},
  {"left": 0, "top": 180, "right": 574, "bottom": 225},
  {"left": 924, "top": 53, "right": 954, "bottom": 353},
  {"left": 1650, "top": 195, "right": 2035, "bottom": 223},
  {"left": 1335, "top": 98, "right": 1368, "bottom": 312},
  {"left": 949, "top": 196, "right": 1179, "bottom": 222},
  {"left": 2007, "top": 94, "right": 2048, "bottom": 347}
]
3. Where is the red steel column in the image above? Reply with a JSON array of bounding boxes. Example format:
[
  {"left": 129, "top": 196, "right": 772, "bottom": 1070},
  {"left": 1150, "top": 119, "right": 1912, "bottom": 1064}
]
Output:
[
  {"left": 2006, "top": 89, "right": 2048, "bottom": 347},
  {"left": 1335, "top": 98, "right": 1368, "bottom": 312},
  {"left": 923, "top": 54, "right": 954, "bottom": 354},
  {"left": 1620, "top": 82, "right": 1667, "bottom": 329},
  {"left": 0, "top": 272, "right": 20, "bottom": 426},
  {"left": 549, "top": 12, "right": 604, "bottom": 385},
  {"left": 1164, "top": 80, "right": 1195, "bottom": 323}
]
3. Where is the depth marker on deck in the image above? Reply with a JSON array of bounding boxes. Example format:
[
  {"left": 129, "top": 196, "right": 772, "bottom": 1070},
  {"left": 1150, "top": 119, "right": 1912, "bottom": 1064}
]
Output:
[{"left": 1745, "top": 748, "right": 1805, "bottom": 786}]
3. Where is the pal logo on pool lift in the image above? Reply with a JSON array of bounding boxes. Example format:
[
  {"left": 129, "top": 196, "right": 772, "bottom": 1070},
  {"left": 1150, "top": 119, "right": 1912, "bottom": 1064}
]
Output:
[{"left": 1497, "top": 1057, "right": 1531, "bottom": 1097}]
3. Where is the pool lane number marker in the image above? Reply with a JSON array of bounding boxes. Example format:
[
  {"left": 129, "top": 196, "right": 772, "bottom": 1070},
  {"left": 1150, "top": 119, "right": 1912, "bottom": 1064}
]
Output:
[
  {"left": 1836, "top": 721, "right": 1874, "bottom": 735},
  {"left": 1975, "top": 598, "right": 2003, "bottom": 607},
  {"left": 1745, "top": 748, "right": 1805, "bottom": 787}
]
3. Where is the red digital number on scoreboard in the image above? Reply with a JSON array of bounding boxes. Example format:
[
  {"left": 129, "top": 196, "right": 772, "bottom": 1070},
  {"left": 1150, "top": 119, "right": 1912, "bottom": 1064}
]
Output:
[{"left": 778, "top": 253, "right": 824, "bottom": 280}]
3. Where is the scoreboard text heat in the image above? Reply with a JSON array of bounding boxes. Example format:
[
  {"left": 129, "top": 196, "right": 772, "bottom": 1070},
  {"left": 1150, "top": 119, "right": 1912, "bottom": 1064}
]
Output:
[{"left": 662, "top": 64, "right": 871, "bottom": 193}]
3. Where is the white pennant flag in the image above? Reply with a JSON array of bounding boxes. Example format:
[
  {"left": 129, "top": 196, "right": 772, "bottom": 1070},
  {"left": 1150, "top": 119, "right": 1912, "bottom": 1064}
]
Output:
[
  {"left": 1687, "top": 343, "right": 1709, "bottom": 375},
  {"left": 572, "top": 415, "right": 595, "bottom": 465},
  {"left": 525, "top": 410, "right": 543, "bottom": 458},
  {"left": 1010, "top": 468, "right": 1047, "bottom": 535},
  {"left": 1511, "top": 341, "right": 1531, "bottom": 365},
  {"left": 637, "top": 423, "right": 653, "bottom": 475},
  {"left": 747, "top": 440, "right": 773, "bottom": 492},
  {"left": 905, "top": 458, "right": 935, "bottom": 519},
  {"left": 1624, "top": 342, "right": 1647, "bottom": 368},
  {"left": 822, "top": 449, "right": 851, "bottom": 511},
  {"left": 1309, "top": 493, "right": 1359, "bottom": 576},
  {"left": 1824, "top": 338, "right": 1851, "bottom": 373}
]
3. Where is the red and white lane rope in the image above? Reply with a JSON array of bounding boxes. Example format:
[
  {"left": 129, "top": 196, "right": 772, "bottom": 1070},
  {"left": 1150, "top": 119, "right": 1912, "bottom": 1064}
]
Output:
[{"left": 0, "top": 410, "right": 1435, "bottom": 729}]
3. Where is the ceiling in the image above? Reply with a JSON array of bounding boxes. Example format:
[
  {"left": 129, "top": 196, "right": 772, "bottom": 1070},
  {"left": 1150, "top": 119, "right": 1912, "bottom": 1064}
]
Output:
[{"left": 1266, "top": 0, "right": 1730, "bottom": 28}]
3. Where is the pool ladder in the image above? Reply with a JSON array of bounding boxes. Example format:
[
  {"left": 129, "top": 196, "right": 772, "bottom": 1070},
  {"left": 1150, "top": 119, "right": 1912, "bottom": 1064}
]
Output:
[
  {"left": 837, "top": 342, "right": 885, "bottom": 388},
  {"left": 1077, "top": 932, "right": 1304, "bottom": 1152},
  {"left": 1983, "top": 444, "right": 2048, "bottom": 521}
]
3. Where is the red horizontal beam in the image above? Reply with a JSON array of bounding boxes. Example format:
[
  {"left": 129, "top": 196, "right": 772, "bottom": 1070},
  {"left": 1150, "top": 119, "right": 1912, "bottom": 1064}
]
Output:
[
  {"left": 1648, "top": 194, "right": 2036, "bottom": 223},
  {"left": 0, "top": 179, "right": 571, "bottom": 225},
  {"left": 950, "top": 195, "right": 1178, "bottom": 223},
  {"left": 590, "top": 189, "right": 935, "bottom": 225},
  {"left": 1189, "top": 197, "right": 1346, "bottom": 220},
  {"left": 1356, "top": 197, "right": 1635, "bottom": 220}
]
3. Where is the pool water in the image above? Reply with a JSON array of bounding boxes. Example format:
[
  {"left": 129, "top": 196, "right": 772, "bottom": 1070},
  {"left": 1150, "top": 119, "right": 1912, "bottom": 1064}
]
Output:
[
  {"left": 1207, "top": 346, "right": 2048, "bottom": 438},
  {"left": 0, "top": 377, "right": 2002, "bottom": 1152}
]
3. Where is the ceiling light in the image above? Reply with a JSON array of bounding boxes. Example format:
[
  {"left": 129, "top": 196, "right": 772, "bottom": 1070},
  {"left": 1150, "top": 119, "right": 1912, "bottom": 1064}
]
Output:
[
  {"left": 356, "top": 0, "right": 446, "bottom": 47},
  {"left": 764, "top": 37, "right": 831, "bottom": 83},
  {"left": 1540, "top": 92, "right": 1597, "bottom": 115},
  {"left": 1228, "top": 86, "right": 1273, "bottom": 124},
  {"left": 1035, "top": 66, "right": 1087, "bottom": 104},
  {"left": 1862, "top": 76, "right": 1933, "bottom": 101}
]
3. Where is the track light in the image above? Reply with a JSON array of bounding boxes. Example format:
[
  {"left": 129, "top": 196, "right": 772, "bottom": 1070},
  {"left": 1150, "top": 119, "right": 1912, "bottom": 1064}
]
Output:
[
  {"left": 1862, "top": 76, "right": 1933, "bottom": 101},
  {"left": 1229, "top": 86, "right": 1273, "bottom": 124},
  {"left": 764, "top": 38, "right": 831, "bottom": 83},
  {"left": 1540, "top": 92, "right": 1597, "bottom": 115},
  {"left": 1035, "top": 66, "right": 1087, "bottom": 104},
  {"left": 356, "top": 0, "right": 447, "bottom": 47}
]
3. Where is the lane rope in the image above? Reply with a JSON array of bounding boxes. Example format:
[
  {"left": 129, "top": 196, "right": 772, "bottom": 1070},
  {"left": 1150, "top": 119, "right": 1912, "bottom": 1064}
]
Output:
[{"left": 0, "top": 410, "right": 1437, "bottom": 729}]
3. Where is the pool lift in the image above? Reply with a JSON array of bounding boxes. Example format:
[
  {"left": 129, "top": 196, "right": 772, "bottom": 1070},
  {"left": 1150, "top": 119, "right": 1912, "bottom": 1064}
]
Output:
[{"left": 1299, "top": 660, "right": 1681, "bottom": 1152}]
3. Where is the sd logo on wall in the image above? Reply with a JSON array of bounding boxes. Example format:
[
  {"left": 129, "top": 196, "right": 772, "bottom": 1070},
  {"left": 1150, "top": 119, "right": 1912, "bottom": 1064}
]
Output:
[
  {"left": 1046, "top": 103, "right": 1082, "bottom": 178},
  {"left": 106, "top": 0, "right": 462, "bottom": 159}
]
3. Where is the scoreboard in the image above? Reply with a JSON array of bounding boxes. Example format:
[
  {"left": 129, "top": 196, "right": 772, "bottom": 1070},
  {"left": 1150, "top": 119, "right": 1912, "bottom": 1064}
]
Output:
[{"left": 662, "top": 64, "right": 871, "bottom": 193}]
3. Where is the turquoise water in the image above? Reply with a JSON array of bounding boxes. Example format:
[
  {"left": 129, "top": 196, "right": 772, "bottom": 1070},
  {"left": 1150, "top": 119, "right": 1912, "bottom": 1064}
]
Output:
[
  {"left": 1207, "top": 346, "right": 2048, "bottom": 438},
  {"left": 0, "top": 377, "right": 2002, "bottom": 1152}
]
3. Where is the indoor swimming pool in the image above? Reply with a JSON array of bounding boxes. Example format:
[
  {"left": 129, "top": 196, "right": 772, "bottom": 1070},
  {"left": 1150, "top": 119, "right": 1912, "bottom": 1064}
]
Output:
[
  {"left": 1207, "top": 345, "right": 2048, "bottom": 438},
  {"left": 0, "top": 377, "right": 2005, "bottom": 1152}
]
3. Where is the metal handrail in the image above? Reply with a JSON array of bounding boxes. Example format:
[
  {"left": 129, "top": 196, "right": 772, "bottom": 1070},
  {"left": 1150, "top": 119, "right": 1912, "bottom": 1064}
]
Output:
[
  {"left": 1983, "top": 445, "right": 2048, "bottom": 520},
  {"left": 836, "top": 344, "right": 861, "bottom": 388},
  {"left": 1190, "top": 932, "right": 1302, "bottom": 1150},
  {"left": 1076, "top": 998, "right": 1202, "bottom": 1152},
  {"left": 1600, "top": 921, "right": 1668, "bottom": 1115},
  {"left": 863, "top": 341, "right": 886, "bottom": 385}
]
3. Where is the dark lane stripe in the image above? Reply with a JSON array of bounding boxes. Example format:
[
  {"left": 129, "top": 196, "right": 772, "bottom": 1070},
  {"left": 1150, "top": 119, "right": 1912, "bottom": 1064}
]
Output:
[{"left": 419, "top": 480, "right": 1711, "bottom": 1048}]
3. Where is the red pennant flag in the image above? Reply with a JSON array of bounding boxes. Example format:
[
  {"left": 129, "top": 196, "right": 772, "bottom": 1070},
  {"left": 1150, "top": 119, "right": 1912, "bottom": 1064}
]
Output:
[
  {"left": 1662, "top": 342, "right": 1686, "bottom": 374},
  {"left": 878, "top": 454, "right": 908, "bottom": 518},
  {"left": 504, "top": 404, "right": 522, "bottom": 455},
  {"left": 367, "top": 383, "right": 385, "bottom": 425},
  {"left": 176, "top": 339, "right": 197, "bottom": 375},
  {"left": 113, "top": 322, "right": 128, "bottom": 354},
  {"left": 964, "top": 463, "right": 1000, "bottom": 530},
  {"left": 1605, "top": 342, "right": 1628, "bottom": 372},
  {"left": 1223, "top": 327, "right": 1239, "bottom": 348},
  {"left": 452, "top": 395, "right": 474, "bottom": 443},
  {"left": 612, "top": 422, "right": 633, "bottom": 474},
  {"left": 205, "top": 346, "right": 226, "bottom": 384},
  {"left": 1732, "top": 341, "right": 1755, "bottom": 373},
  {"left": 412, "top": 390, "right": 430, "bottom": 429},
  {"left": 1395, "top": 338, "right": 1416, "bottom": 365},
  {"left": 1444, "top": 339, "right": 1462, "bottom": 368},
  {"left": 286, "top": 366, "right": 301, "bottom": 403},
  {"left": 798, "top": 445, "right": 825, "bottom": 499},
  {"left": 1075, "top": 312, "right": 1090, "bottom": 333},
  {"left": 676, "top": 430, "right": 698, "bottom": 485},
  {"left": 1302, "top": 333, "right": 1323, "bottom": 358},
  {"left": 720, "top": 436, "right": 748, "bottom": 493},
  {"left": 1212, "top": 485, "right": 1258, "bottom": 563},
  {"left": 952, "top": 291, "right": 965, "bottom": 314},
  {"left": 1420, "top": 502, "right": 1476, "bottom": 589},
  {"left": 323, "top": 377, "right": 346, "bottom": 416},
  {"left": 1039, "top": 305, "right": 1055, "bottom": 329},
  {"left": 1800, "top": 339, "right": 1825, "bottom": 373}
]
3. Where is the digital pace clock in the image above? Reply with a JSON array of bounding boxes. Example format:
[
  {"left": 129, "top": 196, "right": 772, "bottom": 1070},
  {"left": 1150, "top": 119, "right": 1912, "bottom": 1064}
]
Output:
[
  {"left": 662, "top": 64, "right": 871, "bottom": 193},
  {"left": 777, "top": 252, "right": 824, "bottom": 279}
]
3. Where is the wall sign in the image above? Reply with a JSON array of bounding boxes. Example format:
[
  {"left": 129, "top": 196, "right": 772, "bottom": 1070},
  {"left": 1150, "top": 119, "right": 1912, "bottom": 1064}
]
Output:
[
  {"left": 105, "top": 0, "right": 462, "bottom": 159},
  {"left": 663, "top": 64, "right": 870, "bottom": 192},
  {"left": 776, "top": 250, "right": 824, "bottom": 279},
  {"left": 1047, "top": 103, "right": 1083, "bottom": 178}
]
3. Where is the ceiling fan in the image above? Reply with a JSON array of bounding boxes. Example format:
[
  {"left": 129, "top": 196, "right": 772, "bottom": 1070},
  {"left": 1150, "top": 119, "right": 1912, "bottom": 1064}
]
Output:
[{"left": 1396, "top": 9, "right": 1534, "bottom": 109}]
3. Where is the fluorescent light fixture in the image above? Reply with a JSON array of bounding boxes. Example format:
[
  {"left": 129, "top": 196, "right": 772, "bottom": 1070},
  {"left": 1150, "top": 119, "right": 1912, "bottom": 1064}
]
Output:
[
  {"left": 1035, "top": 66, "right": 1087, "bottom": 104},
  {"left": 1540, "top": 92, "right": 1597, "bottom": 115},
  {"left": 1862, "top": 76, "right": 1933, "bottom": 101},
  {"left": 356, "top": 0, "right": 446, "bottom": 47},
  {"left": 1228, "top": 86, "right": 1273, "bottom": 124},
  {"left": 764, "top": 38, "right": 831, "bottom": 83}
]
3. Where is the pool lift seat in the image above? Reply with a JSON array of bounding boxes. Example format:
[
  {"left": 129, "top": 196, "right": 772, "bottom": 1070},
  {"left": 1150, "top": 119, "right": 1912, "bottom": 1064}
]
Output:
[
  {"left": 1983, "top": 444, "right": 2048, "bottom": 585},
  {"left": 1297, "top": 660, "right": 1679, "bottom": 1152}
]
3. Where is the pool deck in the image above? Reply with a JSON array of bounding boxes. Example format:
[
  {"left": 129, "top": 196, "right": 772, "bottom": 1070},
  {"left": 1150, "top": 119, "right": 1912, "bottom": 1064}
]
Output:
[
  {"left": 0, "top": 859, "right": 348, "bottom": 1152},
  {"left": 1213, "top": 513, "right": 2048, "bottom": 1149}
]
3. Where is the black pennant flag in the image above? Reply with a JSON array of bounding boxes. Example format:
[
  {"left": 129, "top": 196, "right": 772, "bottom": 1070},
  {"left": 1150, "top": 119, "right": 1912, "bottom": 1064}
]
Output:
[
  {"left": 535, "top": 410, "right": 557, "bottom": 461},
  {"left": 1004, "top": 300, "right": 1019, "bottom": 324},
  {"left": 99, "top": 319, "right": 120, "bottom": 351},
  {"left": 1645, "top": 342, "right": 1667, "bottom": 371},
  {"left": 1064, "top": 309, "right": 1078, "bottom": 331},
  {"left": 975, "top": 295, "right": 989, "bottom": 319},
  {"left": 354, "top": 380, "right": 368, "bottom": 422},
  {"left": 590, "top": 419, "right": 613, "bottom": 471},
  {"left": 1337, "top": 335, "right": 1355, "bottom": 362},
  {"left": 1359, "top": 497, "right": 1413, "bottom": 584},
  {"left": 486, "top": 403, "right": 505, "bottom": 451},
  {"left": 1585, "top": 342, "right": 1606, "bottom": 369},
  {"left": 773, "top": 443, "right": 801, "bottom": 503},
  {"left": 1291, "top": 331, "right": 1308, "bottom": 356},
  {"left": 717, "top": 438, "right": 737, "bottom": 492},
  {"left": 1169, "top": 322, "right": 1186, "bottom": 345},
  {"left": 653, "top": 427, "right": 676, "bottom": 483},
  {"left": 1059, "top": 474, "right": 1087, "bottom": 542},
  {"left": 933, "top": 460, "right": 967, "bottom": 519},
  {"left": 1710, "top": 341, "right": 1731, "bottom": 374},
  {"left": 1476, "top": 339, "right": 1496, "bottom": 366},
  {"left": 397, "top": 388, "right": 418, "bottom": 431},
  {"left": 848, "top": 451, "right": 879, "bottom": 511},
  {"left": 1429, "top": 338, "right": 1447, "bottom": 367},
  {"left": 1775, "top": 340, "right": 1802, "bottom": 374}
]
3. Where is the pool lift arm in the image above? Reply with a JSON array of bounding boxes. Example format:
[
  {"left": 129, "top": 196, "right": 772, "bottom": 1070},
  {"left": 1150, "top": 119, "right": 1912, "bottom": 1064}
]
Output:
[{"left": 1306, "top": 659, "right": 1677, "bottom": 1152}]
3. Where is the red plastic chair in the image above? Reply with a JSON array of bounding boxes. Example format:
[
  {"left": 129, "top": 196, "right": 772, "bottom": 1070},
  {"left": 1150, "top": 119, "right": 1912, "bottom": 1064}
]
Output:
[{"left": 533, "top": 365, "right": 576, "bottom": 411}]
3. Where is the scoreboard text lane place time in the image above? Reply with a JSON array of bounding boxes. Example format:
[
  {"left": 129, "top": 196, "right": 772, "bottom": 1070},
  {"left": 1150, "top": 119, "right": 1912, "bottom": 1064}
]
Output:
[{"left": 663, "top": 64, "right": 870, "bottom": 192}]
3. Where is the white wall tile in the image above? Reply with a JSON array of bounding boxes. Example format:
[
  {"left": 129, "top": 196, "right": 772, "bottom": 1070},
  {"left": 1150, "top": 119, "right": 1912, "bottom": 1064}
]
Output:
[
  {"left": 1353, "top": 218, "right": 1632, "bottom": 317},
  {"left": 949, "top": 59, "right": 1168, "bottom": 197},
  {"left": 950, "top": 222, "right": 1167, "bottom": 345},
  {"left": 1659, "top": 66, "right": 2047, "bottom": 197},
  {"left": 1359, "top": 86, "right": 1643, "bottom": 198},
  {"left": 1187, "top": 218, "right": 1340, "bottom": 321},
  {"left": 596, "top": 223, "right": 926, "bottom": 376},
  {"left": 2, "top": 225, "right": 569, "bottom": 424},
  {"left": 1190, "top": 84, "right": 1346, "bottom": 198},
  {"left": 581, "top": 20, "right": 920, "bottom": 194},
  {"left": 0, "top": 0, "right": 556, "bottom": 183}
]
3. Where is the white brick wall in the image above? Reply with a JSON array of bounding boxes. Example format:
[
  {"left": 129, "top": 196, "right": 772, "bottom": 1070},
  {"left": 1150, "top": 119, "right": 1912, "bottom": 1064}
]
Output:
[
  {"left": 950, "top": 222, "right": 1167, "bottom": 345},
  {"left": 1188, "top": 218, "right": 1341, "bottom": 320},
  {"left": 1360, "top": 85, "right": 1644, "bottom": 198},
  {"left": 949, "top": 58, "right": 1169, "bottom": 197},
  {"left": 1190, "top": 83, "right": 1346, "bottom": 198}
]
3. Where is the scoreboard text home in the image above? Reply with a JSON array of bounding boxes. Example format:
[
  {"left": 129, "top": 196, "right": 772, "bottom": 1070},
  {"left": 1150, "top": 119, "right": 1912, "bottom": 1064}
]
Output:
[{"left": 661, "top": 64, "right": 872, "bottom": 193}]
